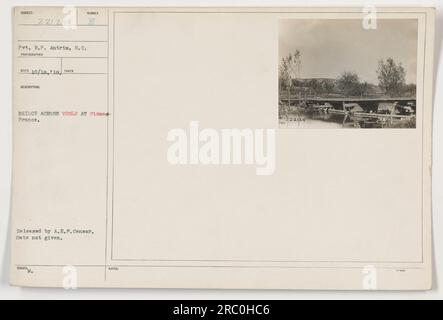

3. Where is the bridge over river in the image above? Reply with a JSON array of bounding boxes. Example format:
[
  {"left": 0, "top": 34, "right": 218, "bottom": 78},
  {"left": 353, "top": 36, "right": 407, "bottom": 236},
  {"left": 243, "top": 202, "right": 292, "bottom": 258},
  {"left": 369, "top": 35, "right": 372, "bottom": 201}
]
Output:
[
  {"left": 280, "top": 96, "right": 416, "bottom": 113},
  {"left": 279, "top": 96, "right": 417, "bottom": 128}
]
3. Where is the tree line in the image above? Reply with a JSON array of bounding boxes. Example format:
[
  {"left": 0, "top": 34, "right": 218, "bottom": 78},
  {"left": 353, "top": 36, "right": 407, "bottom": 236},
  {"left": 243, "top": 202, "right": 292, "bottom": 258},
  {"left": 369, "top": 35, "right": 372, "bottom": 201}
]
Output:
[{"left": 279, "top": 52, "right": 416, "bottom": 98}]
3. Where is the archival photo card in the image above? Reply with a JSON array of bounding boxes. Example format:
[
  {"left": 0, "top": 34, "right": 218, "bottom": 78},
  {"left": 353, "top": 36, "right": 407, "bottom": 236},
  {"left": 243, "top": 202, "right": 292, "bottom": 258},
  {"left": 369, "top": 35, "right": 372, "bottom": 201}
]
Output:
[{"left": 10, "top": 7, "right": 434, "bottom": 290}]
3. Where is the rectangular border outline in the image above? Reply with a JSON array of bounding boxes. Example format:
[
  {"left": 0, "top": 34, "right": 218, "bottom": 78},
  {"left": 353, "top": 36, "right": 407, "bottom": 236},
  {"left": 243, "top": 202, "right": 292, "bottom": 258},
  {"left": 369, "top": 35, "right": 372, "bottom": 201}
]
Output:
[{"left": 107, "top": 9, "right": 428, "bottom": 267}]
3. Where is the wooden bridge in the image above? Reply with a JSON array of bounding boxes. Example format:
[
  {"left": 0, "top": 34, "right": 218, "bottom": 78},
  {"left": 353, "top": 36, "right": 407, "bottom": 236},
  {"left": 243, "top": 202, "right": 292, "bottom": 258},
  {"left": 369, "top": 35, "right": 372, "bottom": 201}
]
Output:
[
  {"left": 280, "top": 96, "right": 416, "bottom": 127},
  {"left": 280, "top": 96, "right": 416, "bottom": 112}
]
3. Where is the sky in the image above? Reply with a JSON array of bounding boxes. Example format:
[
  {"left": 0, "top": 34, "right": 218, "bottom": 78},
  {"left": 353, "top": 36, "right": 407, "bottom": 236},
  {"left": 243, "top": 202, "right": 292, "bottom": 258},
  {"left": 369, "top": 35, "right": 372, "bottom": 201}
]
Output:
[{"left": 279, "top": 19, "right": 418, "bottom": 84}]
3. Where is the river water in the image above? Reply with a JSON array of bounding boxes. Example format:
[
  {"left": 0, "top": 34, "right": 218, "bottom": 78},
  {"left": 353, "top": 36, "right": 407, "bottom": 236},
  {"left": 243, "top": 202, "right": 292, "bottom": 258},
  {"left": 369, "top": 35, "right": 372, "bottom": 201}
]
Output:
[{"left": 279, "top": 113, "right": 355, "bottom": 129}]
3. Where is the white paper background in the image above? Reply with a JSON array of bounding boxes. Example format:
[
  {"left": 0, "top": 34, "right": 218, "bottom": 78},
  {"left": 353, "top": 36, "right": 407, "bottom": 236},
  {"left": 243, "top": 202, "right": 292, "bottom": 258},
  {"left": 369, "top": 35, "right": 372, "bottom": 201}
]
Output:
[{"left": 0, "top": 0, "right": 442, "bottom": 299}]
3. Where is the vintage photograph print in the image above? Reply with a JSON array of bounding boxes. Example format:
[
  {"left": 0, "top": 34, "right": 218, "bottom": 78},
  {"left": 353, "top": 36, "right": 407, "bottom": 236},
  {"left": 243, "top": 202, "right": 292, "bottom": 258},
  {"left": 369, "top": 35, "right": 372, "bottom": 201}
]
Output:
[{"left": 279, "top": 19, "right": 418, "bottom": 128}]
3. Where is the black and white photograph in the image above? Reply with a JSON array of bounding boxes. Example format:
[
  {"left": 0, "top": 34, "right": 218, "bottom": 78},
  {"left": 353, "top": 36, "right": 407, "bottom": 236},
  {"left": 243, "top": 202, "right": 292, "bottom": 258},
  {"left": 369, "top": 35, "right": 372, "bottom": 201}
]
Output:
[{"left": 279, "top": 19, "right": 418, "bottom": 128}]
